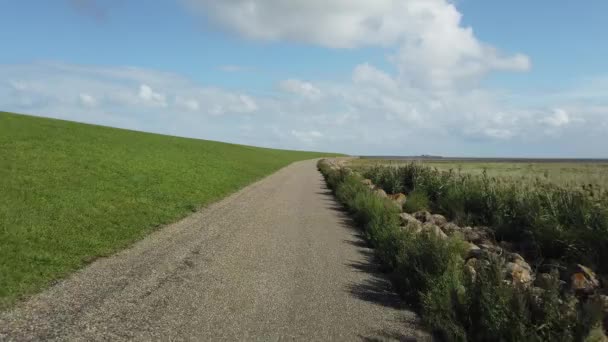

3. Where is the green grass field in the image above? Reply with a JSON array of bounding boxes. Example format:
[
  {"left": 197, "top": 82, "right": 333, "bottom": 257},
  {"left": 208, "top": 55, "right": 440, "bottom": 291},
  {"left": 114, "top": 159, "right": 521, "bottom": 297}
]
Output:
[
  {"left": 0, "top": 111, "right": 340, "bottom": 308},
  {"left": 350, "top": 158, "right": 608, "bottom": 190}
]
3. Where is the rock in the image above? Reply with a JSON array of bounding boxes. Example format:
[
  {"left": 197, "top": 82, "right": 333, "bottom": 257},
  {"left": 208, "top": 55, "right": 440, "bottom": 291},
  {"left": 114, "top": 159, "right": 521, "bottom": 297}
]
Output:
[
  {"left": 506, "top": 262, "right": 533, "bottom": 285},
  {"left": 461, "top": 226, "right": 494, "bottom": 244},
  {"left": 466, "top": 243, "right": 481, "bottom": 259},
  {"left": 413, "top": 210, "right": 432, "bottom": 223},
  {"left": 499, "top": 240, "right": 514, "bottom": 251},
  {"left": 473, "top": 226, "right": 493, "bottom": 243},
  {"left": 388, "top": 193, "right": 407, "bottom": 209},
  {"left": 422, "top": 222, "right": 448, "bottom": 240},
  {"left": 570, "top": 264, "right": 600, "bottom": 294},
  {"left": 399, "top": 213, "right": 420, "bottom": 226},
  {"left": 508, "top": 252, "right": 525, "bottom": 263},
  {"left": 479, "top": 243, "right": 503, "bottom": 255},
  {"left": 374, "top": 189, "right": 388, "bottom": 198},
  {"left": 462, "top": 227, "right": 481, "bottom": 243},
  {"left": 442, "top": 222, "right": 461, "bottom": 236},
  {"left": 401, "top": 221, "right": 423, "bottom": 234},
  {"left": 465, "top": 259, "right": 478, "bottom": 282},
  {"left": 430, "top": 214, "right": 448, "bottom": 227}
]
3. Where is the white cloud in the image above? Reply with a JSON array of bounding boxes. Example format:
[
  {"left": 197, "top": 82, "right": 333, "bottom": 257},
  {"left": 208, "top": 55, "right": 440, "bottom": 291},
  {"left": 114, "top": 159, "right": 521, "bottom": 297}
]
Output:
[
  {"left": 138, "top": 84, "right": 167, "bottom": 107},
  {"left": 279, "top": 79, "right": 322, "bottom": 100},
  {"left": 541, "top": 108, "right": 571, "bottom": 127},
  {"left": 79, "top": 93, "right": 97, "bottom": 107},
  {"left": 184, "top": 0, "right": 530, "bottom": 89},
  {"left": 291, "top": 129, "right": 323, "bottom": 145},
  {"left": 1, "top": 62, "right": 607, "bottom": 157},
  {"left": 176, "top": 97, "right": 200, "bottom": 111}
]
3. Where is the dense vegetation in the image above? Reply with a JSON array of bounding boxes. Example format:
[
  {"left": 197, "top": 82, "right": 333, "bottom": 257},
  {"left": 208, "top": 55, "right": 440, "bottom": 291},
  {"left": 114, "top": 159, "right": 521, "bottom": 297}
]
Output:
[
  {"left": 350, "top": 159, "right": 608, "bottom": 189},
  {"left": 0, "top": 111, "right": 339, "bottom": 308},
  {"left": 318, "top": 160, "right": 606, "bottom": 341},
  {"left": 360, "top": 163, "right": 608, "bottom": 275}
]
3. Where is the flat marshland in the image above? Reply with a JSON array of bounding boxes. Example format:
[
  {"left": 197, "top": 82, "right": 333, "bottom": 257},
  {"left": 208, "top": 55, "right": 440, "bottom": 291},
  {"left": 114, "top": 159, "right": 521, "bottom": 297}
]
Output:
[
  {"left": 0, "top": 111, "right": 339, "bottom": 308},
  {"left": 350, "top": 158, "right": 608, "bottom": 190}
]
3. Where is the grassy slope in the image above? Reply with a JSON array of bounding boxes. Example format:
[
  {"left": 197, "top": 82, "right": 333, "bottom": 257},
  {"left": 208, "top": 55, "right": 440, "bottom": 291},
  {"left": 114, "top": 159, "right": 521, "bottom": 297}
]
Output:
[{"left": 0, "top": 112, "right": 340, "bottom": 308}]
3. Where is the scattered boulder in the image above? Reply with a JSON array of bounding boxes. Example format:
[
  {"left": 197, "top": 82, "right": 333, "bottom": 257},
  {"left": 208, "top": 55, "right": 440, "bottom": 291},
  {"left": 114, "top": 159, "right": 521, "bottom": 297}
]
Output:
[
  {"left": 507, "top": 252, "right": 526, "bottom": 263},
  {"left": 413, "top": 210, "right": 433, "bottom": 223},
  {"left": 430, "top": 214, "right": 448, "bottom": 227},
  {"left": 374, "top": 189, "right": 388, "bottom": 198},
  {"left": 479, "top": 243, "right": 503, "bottom": 256},
  {"left": 388, "top": 193, "right": 407, "bottom": 209},
  {"left": 466, "top": 243, "right": 481, "bottom": 259},
  {"left": 506, "top": 261, "right": 533, "bottom": 285},
  {"left": 462, "top": 226, "right": 493, "bottom": 244},
  {"left": 361, "top": 179, "right": 376, "bottom": 190},
  {"left": 422, "top": 222, "right": 448, "bottom": 240},
  {"left": 399, "top": 213, "right": 420, "bottom": 226},
  {"left": 465, "top": 258, "right": 478, "bottom": 282},
  {"left": 499, "top": 240, "right": 514, "bottom": 252},
  {"left": 401, "top": 221, "right": 423, "bottom": 234},
  {"left": 570, "top": 264, "right": 600, "bottom": 294},
  {"left": 442, "top": 222, "right": 462, "bottom": 236}
]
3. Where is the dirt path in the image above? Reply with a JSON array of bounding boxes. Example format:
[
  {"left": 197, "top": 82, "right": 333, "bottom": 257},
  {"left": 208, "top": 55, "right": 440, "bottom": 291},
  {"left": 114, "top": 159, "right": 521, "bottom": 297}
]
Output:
[{"left": 0, "top": 160, "right": 428, "bottom": 341}]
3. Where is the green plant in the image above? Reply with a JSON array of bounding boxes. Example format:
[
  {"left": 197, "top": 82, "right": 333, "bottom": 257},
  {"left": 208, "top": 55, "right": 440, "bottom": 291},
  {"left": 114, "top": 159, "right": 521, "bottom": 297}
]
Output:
[
  {"left": 319, "top": 161, "right": 605, "bottom": 341},
  {"left": 0, "top": 112, "right": 341, "bottom": 309},
  {"left": 403, "top": 190, "right": 430, "bottom": 213}
]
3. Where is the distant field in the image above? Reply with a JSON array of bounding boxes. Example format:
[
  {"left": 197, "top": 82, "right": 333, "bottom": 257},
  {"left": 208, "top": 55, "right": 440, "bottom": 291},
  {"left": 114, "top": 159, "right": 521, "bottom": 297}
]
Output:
[
  {"left": 0, "top": 111, "right": 340, "bottom": 308},
  {"left": 350, "top": 158, "right": 608, "bottom": 189}
]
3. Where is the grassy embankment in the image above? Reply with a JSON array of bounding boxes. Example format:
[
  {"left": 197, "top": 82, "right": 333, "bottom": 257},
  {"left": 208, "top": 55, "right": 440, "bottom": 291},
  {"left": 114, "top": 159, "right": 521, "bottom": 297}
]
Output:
[
  {"left": 0, "top": 111, "right": 340, "bottom": 308},
  {"left": 319, "top": 159, "right": 606, "bottom": 341}
]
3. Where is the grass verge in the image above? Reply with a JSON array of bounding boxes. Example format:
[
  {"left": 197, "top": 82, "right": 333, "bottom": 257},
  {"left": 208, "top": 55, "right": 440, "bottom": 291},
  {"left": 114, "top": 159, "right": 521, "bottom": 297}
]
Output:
[
  {"left": 318, "top": 160, "right": 603, "bottom": 341},
  {"left": 360, "top": 163, "right": 608, "bottom": 275},
  {"left": 0, "top": 111, "right": 340, "bottom": 308}
]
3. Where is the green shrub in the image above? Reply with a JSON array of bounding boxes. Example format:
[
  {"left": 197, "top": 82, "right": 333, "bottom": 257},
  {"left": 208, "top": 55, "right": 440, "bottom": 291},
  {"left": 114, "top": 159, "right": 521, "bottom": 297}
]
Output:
[
  {"left": 358, "top": 162, "right": 608, "bottom": 274},
  {"left": 318, "top": 161, "right": 604, "bottom": 341},
  {"left": 403, "top": 190, "right": 430, "bottom": 213}
]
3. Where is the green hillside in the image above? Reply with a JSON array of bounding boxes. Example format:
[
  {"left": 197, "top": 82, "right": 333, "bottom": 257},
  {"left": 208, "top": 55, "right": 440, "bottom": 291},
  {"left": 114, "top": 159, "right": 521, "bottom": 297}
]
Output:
[{"left": 0, "top": 111, "right": 341, "bottom": 308}]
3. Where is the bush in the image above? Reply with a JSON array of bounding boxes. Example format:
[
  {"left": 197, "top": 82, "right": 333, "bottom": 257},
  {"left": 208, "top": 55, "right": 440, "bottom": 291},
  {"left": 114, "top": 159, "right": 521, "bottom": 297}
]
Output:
[
  {"left": 317, "top": 160, "right": 605, "bottom": 341},
  {"left": 403, "top": 189, "right": 430, "bottom": 213},
  {"left": 359, "top": 162, "right": 608, "bottom": 274}
]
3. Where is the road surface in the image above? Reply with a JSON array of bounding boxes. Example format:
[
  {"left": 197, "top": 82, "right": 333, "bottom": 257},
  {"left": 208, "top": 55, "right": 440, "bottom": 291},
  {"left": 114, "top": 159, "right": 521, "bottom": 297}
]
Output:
[{"left": 0, "top": 160, "right": 428, "bottom": 341}]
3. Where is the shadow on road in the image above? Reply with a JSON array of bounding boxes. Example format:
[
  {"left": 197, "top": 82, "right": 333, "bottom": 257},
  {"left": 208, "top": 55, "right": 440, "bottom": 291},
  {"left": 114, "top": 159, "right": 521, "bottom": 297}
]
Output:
[{"left": 315, "top": 179, "right": 430, "bottom": 341}]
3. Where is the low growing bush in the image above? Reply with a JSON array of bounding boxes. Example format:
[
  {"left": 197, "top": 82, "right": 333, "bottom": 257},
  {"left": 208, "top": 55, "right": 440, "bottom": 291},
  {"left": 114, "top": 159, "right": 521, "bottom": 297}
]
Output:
[{"left": 317, "top": 159, "right": 605, "bottom": 341}]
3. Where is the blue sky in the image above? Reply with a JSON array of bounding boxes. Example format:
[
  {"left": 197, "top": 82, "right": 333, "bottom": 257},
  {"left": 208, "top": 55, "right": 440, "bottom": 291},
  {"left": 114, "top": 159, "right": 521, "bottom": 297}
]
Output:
[{"left": 1, "top": 0, "right": 607, "bottom": 157}]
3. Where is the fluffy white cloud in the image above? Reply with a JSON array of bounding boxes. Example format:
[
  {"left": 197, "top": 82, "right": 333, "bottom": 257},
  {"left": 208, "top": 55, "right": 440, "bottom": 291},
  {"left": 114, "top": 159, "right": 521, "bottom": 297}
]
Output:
[
  {"left": 138, "top": 84, "right": 167, "bottom": 107},
  {"left": 2, "top": 61, "right": 607, "bottom": 157},
  {"left": 279, "top": 79, "right": 322, "bottom": 100},
  {"left": 541, "top": 108, "right": 571, "bottom": 127},
  {"left": 79, "top": 93, "right": 97, "bottom": 107},
  {"left": 184, "top": 0, "right": 530, "bottom": 89}
]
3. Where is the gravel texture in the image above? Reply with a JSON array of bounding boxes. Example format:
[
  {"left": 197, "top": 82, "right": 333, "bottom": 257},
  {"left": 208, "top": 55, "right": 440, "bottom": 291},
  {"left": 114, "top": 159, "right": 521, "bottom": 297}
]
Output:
[{"left": 0, "top": 160, "right": 429, "bottom": 341}]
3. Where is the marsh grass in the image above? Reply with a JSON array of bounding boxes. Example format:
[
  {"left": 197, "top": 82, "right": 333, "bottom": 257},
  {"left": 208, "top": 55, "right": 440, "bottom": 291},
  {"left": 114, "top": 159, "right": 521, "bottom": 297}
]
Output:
[
  {"left": 318, "top": 159, "right": 605, "bottom": 341},
  {"left": 360, "top": 163, "right": 608, "bottom": 274}
]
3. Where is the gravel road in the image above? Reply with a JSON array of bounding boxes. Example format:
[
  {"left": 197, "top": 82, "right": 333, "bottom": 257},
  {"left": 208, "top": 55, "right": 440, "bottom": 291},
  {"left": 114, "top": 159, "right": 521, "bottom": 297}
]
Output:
[{"left": 0, "top": 159, "right": 428, "bottom": 341}]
